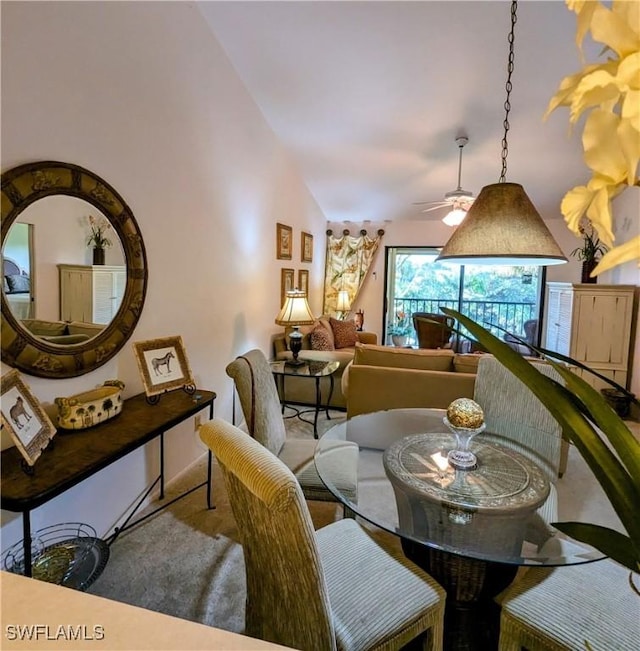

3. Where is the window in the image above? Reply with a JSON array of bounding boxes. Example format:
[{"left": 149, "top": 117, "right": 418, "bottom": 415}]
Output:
[{"left": 384, "top": 247, "right": 545, "bottom": 350}]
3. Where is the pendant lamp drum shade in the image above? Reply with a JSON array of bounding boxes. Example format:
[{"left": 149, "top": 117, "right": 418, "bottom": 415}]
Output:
[{"left": 436, "top": 182, "right": 567, "bottom": 266}]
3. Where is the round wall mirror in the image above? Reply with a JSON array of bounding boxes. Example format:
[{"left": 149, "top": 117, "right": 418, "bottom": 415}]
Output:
[{"left": 1, "top": 161, "right": 148, "bottom": 378}]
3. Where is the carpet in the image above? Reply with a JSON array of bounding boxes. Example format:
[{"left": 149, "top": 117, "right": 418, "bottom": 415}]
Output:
[{"left": 88, "top": 411, "right": 347, "bottom": 635}]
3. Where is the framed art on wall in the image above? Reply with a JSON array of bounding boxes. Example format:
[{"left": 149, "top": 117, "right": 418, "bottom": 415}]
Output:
[
  {"left": 298, "top": 269, "right": 309, "bottom": 296},
  {"left": 276, "top": 223, "right": 293, "bottom": 260},
  {"left": 0, "top": 369, "right": 56, "bottom": 468},
  {"left": 281, "top": 268, "right": 295, "bottom": 306},
  {"left": 133, "top": 335, "right": 195, "bottom": 399},
  {"left": 301, "top": 231, "right": 313, "bottom": 262}
]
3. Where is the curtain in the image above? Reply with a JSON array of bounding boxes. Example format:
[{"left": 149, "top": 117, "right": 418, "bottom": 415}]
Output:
[{"left": 323, "top": 229, "right": 383, "bottom": 317}]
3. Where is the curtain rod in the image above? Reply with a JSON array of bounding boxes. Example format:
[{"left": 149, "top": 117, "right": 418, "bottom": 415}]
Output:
[{"left": 326, "top": 228, "right": 385, "bottom": 237}]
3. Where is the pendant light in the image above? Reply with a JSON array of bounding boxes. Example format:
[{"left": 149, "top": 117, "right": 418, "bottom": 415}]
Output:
[{"left": 436, "top": 1, "right": 567, "bottom": 266}]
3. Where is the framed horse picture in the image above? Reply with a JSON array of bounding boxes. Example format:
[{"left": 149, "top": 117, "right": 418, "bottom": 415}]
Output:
[
  {"left": 0, "top": 369, "right": 56, "bottom": 468},
  {"left": 132, "top": 335, "right": 195, "bottom": 400}
]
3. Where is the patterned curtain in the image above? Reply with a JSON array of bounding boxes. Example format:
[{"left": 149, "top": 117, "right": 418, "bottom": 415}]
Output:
[{"left": 323, "top": 230, "right": 383, "bottom": 317}]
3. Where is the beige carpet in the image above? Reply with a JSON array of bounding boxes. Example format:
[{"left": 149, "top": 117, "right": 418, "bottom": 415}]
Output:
[{"left": 88, "top": 411, "right": 635, "bottom": 635}]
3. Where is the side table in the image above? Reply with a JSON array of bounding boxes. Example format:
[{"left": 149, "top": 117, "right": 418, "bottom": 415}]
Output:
[{"left": 269, "top": 359, "right": 339, "bottom": 438}]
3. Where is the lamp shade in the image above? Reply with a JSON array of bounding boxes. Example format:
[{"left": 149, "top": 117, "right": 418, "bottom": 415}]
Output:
[
  {"left": 275, "top": 289, "right": 315, "bottom": 326},
  {"left": 336, "top": 290, "right": 351, "bottom": 313},
  {"left": 436, "top": 182, "right": 567, "bottom": 266}
]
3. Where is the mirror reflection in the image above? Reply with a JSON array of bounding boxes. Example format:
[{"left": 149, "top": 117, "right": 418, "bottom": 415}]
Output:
[{"left": 2, "top": 196, "right": 126, "bottom": 346}]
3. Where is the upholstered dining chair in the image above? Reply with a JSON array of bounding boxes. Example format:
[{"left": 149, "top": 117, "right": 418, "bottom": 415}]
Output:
[
  {"left": 199, "top": 417, "right": 446, "bottom": 651},
  {"left": 495, "top": 556, "right": 638, "bottom": 650},
  {"left": 473, "top": 356, "right": 566, "bottom": 523},
  {"left": 412, "top": 313, "right": 455, "bottom": 349},
  {"left": 225, "top": 348, "right": 358, "bottom": 510}
]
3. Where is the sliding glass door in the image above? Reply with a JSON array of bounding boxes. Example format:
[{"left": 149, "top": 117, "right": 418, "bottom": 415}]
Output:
[{"left": 385, "top": 247, "right": 544, "bottom": 349}]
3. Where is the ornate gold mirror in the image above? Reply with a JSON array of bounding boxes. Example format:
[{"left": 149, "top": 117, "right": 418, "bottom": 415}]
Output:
[{"left": 1, "top": 161, "right": 148, "bottom": 378}]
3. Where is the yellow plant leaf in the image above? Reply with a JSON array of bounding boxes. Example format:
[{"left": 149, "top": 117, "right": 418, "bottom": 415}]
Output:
[
  {"left": 570, "top": 69, "right": 621, "bottom": 123},
  {"left": 592, "top": 236, "right": 640, "bottom": 275},
  {"left": 613, "top": 0, "right": 640, "bottom": 41},
  {"left": 590, "top": 3, "right": 640, "bottom": 57},
  {"left": 582, "top": 110, "right": 628, "bottom": 183},
  {"left": 544, "top": 64, "right": 604, "bottom": 119},
  {"left": 585, "top": 186, "right": 616, "bottom": 247},
  {"left": 617, "top": 52, "right": 640, "bottom": 89},
  {"left": 561, "top": 185, "right": 595, "bottom": 233},
  {"left": 570, "top": 0, "right": 599, "bottom": 55},
  {"left": 617, "top": 114, "right": 640, "bottom": 184}
]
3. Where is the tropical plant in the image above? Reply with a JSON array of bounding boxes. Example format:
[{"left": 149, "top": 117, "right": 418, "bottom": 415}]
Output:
[
  {"left": 442, "top": 307, "right": 640, "bottom": 575},
  {"left": 387, "top": 310, "right": 412, "bottom": 336},
  {"left": 545, "top": 0, "right": 640, "bottom": 276},
  {"left": 86, "top": 214, "right": 112, "bottom": 249},
  {"left": 570, "top": 218, "right": 608, "bottom": 262}
]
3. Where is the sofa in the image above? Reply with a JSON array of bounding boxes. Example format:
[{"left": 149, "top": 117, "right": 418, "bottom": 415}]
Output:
[
  {"left": 21, "top": 319, "right": 104, "bottom": 345},
  {"left": 272, "top": 315, "right": 378, "bottom": 409},
  {"left": 342, "top": 343, "right": 481, "bottom": 418}
]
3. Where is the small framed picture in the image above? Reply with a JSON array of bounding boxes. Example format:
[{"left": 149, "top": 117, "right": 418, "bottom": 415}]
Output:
[
  {"left": 281, "top": 268, "right": 295, "bottom": 306},
  {"left": 276, "top": 223, "right": 293, "bottom": 260},
  {"left": 133, "top": 335, "right": 195, "bottom": 398},
  {"left": 0, "top": 369, "right": 56, "bottom": 467},
  {"left": 301, "top": 231, "right": 313, "bottom": 262},
  {"left": 298, "top": 269, "right": 309, "bottom": 296}
]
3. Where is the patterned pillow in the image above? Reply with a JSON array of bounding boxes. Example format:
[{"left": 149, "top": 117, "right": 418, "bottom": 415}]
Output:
[
  {"left": 330, "top": 317, "right": 357, "bottom": 349},
  {"left": 310, "top": 324, "right": 335, "bottom": 351}
]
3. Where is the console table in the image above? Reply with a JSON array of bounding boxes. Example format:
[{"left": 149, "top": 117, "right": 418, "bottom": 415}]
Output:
[{"left": 1, "top": 389, "right": 216, "bottom": 578}]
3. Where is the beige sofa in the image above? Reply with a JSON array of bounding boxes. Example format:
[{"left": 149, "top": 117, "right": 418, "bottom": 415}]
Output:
[
  {"left": 342, "top": 343, "right": 481, "bottom": 418},
  {"left": 272, "top": 316, "right": 377, "bottom": 409},
  {"left": 21, "top": 319, "right": 104, "bottom": 345}
]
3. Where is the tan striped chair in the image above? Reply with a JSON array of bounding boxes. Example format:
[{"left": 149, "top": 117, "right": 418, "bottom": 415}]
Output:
[
  {"left": 495, "top": 558, "right": 639, "bottom": 650},
  {"left": 200, "top": 417, "right": 446, "bottom": 651},
  {"left": 226, "top": 349, "right": 358, "bottom": 509},
  {"left": 474, "top": 356, "right": 565, "bottom": 524}
]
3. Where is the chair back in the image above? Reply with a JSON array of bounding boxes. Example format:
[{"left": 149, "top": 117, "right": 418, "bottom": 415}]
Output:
[
  {"left": 412, "top": 312, "right": 454, "bottom": 349},
  {"left": 199, "top": 418, "right": 336, "bottom": 650},
  {"left": 225, "top": 349, "right": 286, "bottom": 456},
  {"left": 473, "top": 356, "right": 563, "bottom": 482}
]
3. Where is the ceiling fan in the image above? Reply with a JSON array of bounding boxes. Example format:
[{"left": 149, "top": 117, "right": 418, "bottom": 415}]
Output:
[{"left": 413, "top": 136, "right": 475, "bottom": 226}]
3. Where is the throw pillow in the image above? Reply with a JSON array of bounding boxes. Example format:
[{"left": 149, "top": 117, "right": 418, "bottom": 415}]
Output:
[
  {"left": 5, "top": 274, "right": 30, "bottom": 293},
  {"left": 330, "top": 317, "right": 357, "bottom": 349},
  {"left": 310, "top": 324, "right": 335, "bottom": 351}
]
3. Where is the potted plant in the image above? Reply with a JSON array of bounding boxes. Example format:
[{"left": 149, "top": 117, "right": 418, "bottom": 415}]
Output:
[
  {"left": 86, "top": 214, "right": 112, "bottom": 265},
  {"left": 387, "top": 310, "right": 412, "bottom": 347},
  {"left": 569, "top": 218, "right": 608, "bottom": 283}
]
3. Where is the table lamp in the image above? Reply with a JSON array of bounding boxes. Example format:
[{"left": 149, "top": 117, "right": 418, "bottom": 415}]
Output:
[
  {"left": 275, "top": 289, "right": 315, "bottom": 366},
  {"left": 336, "top": 290, "right": 351, "bottom": 319}
]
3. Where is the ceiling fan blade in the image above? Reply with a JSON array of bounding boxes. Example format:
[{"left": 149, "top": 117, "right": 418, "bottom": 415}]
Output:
[{"left": 420, "top": 203, "right": 451, "bottom": 213}]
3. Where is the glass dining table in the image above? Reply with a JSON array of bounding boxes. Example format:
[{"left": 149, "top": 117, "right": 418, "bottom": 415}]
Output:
[{"left": 314, "top": 408, "right": 607, "bottom": 651}]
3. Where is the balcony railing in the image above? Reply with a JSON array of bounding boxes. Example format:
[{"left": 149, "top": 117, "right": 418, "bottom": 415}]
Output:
[{"left": 390, "top": 297, "right": 538, "bottom": 348}]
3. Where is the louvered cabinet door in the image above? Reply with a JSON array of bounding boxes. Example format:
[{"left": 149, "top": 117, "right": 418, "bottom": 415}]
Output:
[{"left": 545, "top": 283, "right": 636, "bottom": 390}]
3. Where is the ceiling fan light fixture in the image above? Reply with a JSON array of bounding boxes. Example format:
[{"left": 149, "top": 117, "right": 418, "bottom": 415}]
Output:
[
  {"left": 436, "top": 1, "right": 567, "bottom": 267},
  {"left": 442, "top": 207, "right": 467, "bottom": 227}
]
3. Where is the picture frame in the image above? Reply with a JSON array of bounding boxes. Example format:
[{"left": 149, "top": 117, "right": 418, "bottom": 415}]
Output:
[
  {"left": 301, "top": 231, "right": 313, "bottom": 262},
  {"left": 298, "top": 269, "right": 309, "bottom": 296},
  {"left": 276, "top": 223, "right": 293, "bottom": 260},
  {"left": 0, "top": 369, "right": 56, "bottom": 467},
  {"left": 132, "top": 335, "right": 195, "bottom": 398},
  {"left": 281, "top": 268, "right": 295, "bottom": 306}
]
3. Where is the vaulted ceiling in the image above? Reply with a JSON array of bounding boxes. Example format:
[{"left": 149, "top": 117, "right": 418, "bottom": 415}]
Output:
[{"left": 198, "top": 1, "right": 598, "bottom": 225}]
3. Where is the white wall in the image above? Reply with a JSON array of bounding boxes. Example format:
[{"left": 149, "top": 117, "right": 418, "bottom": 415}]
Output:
[{"left": 1, "top": 1, "right": 327, "bottom": 549}]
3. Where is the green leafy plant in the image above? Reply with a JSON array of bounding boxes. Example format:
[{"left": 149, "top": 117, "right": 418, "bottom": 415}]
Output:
[
  {"left": 387, "top": 310, "right": 412, "bottom": 336},
  {"left": 442, "top": 307, "right": 640, "bottom": 574},
  {"left": 86, "top": 214, "right": 112, "bottom": 249},
  {"left": 570, "top": 218, "right": 608, "bottom": 262}
]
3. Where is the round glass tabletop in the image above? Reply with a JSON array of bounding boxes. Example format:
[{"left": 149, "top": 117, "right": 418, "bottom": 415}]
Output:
[{"left": 314, "top": 408, "right": 607, "bottom": 566}]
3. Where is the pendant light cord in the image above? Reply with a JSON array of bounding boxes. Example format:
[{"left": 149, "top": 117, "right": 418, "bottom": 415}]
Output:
[{"left": 500, "top": 0, "right": 518, "bottom": 183}]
